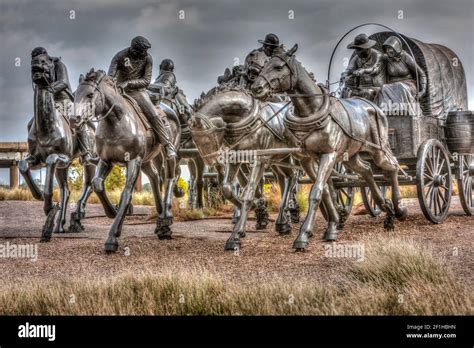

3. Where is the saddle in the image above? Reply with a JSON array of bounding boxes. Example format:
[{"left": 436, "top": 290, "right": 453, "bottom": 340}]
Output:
[{"left": 122, "top": 94, "right": 153, "bottom": 130}]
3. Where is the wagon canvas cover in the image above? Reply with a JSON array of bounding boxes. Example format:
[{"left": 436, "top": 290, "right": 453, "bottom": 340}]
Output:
[{"left": 368, "top": 31, "right": 468, "bottom": 118}]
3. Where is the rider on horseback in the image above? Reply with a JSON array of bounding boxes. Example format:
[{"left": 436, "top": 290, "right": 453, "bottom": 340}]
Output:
[
  {"left": 149, "top": 58, "right": 177, "bottom": 98},
  {"left": 148, "top": 58, "right": 193, "bottom": 122},
  {"left": 26, "top": 47, "right": 98, "bottom": 164},
  {"left": 108, "top": 36, "right": 177, "bottom": 159}
]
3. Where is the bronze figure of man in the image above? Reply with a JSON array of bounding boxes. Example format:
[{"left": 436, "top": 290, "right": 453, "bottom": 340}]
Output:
[
  {"left": 26, "top": 47, "right": 97, "bottom": 164},
  {"left": 108, "top": 36, "right": 176, "bottom": 158},
  {"left": 340, "top": 33, "right": 385, "bottom": 101}
]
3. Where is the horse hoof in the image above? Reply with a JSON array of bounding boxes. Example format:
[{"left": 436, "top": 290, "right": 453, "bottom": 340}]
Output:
[
  {"left": 104, "top": 242, "right": 118, "bottom": 253},
  {"left": 238, "top": 231, "right": 246, "bottom": 238},
  {"left": 292, "top": 240, "right": 308, "bottom": 251},
  {"left": 323, "top": 232, "right": 338, "bottom": 241},
  {"left": 68, "top": 221, "right": 84, "bottom": 233},
  {"left": 40, "top": 236, "right": 51, "bottom": 243},
  {"left": 384, "top": 217, "right": 395, "bottom": 231},
  {"left": 396, "top": 207, "right": 408, "bottom": 221},
  {"left": 275, "top": 223, "right": 292, "bottom": 235},
  {"left": 54, "top": 227, "right": 66, "bottom": 234},
  {"left": 255, "top": 222, "right": 268, "bottom": 230},
  {"left": 157, "top": 234, "right": 172, "bottom": 240},
  {"left": 225, "top": 239, "right": 240, "bottom": 251}
]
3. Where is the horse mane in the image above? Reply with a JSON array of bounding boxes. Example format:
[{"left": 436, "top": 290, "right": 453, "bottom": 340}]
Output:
[
  {"left": 193, "top": 84, "right": 251, "bottom": 110},
  {"left": 84, "top": 68, "right": 112, "bottom": 85},
  {"left": 272, "top": 48, "right": 317, "bottom": 83}
]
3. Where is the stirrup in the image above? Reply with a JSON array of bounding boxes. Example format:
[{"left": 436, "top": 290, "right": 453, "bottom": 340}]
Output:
[{"left": 164, "top": 144, "right": 177, "bottom": 159}]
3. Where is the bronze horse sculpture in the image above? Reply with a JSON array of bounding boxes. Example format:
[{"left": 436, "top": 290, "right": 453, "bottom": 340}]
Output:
[
  {"left": 150, "top": 89, "right": 206, "bottom": 210},
  {"left": 19, "top": 53, "right": 97, "bottom": 240},
  {"left": 252, "top": 44, "right": 407, "bottom": 250},
  {"left": 191, "top": 85, "right": 303, "bottom": 250},
  {"left": 74, "top": 69, "right": 181, "bottom": 252}
]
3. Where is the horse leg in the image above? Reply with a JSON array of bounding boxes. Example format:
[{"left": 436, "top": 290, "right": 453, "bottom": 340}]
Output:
[
  {"left": 274, "top": 167, "right": 292, "bottom": 235},
  {"left": 321, "top": 185, "right": 340, "bottom": 241},
  {"left": 141, "top": 161, "right": 164, "bottom": 235},
  {"left": 195, "top": 157, "right": 205, "bottom": 210},
  {"left": 372, "top": 151, "right": 407, "bottom": 222},
  {"left": 188, "top": 160, "right": 197, "bottom": 209},
  {"left": 18, "top": 159, "right": 43, "bottom": 200},
  {"left": 69, "top": 163, "right": 95, "bottom": 233},
  {"left": 345, "top": 154, "right": 396, "bottom": 229},
  {"left": 92, "top": 160, "right": 117, "bottom": 219},
  {"left": 104, "top": 157, "right": 142, "bottom": 252},
  {"left": 293, "top": 154, "right": 337, "bottom": 250},
  {"left": 225, "top": 160, "right": 265, "bottom": 251},
  {"left": 43, "top": 154, "right": 70, "bottom": 215},
  {"left": 254, "top": 177, "right": 269, "bottom": 230},
  {"left": 39, "top": 154, "right": 69, "bottom": 241},
  {"left": 288, "top": 172, "right": 301, "bottom": 224},
  {"left": 156, "top": 156, "right": 177, "bottom": 239},
  {"left": 222, "top": 163, "right": 242, "bottom": 209},
  {"left": 53, "top": 167, "right": 70, "bottom": 234}
]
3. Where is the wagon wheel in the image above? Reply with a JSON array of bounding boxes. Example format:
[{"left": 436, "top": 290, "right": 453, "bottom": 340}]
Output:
[
  {"left": 321, "top": 163, "right": 354, "bottom": 222},
  {"left": 416, "top": 139, "right": 453, "bottom": 223},
  {"left": 361, "top": 185, "right": 388, "bottom": 217},
  {"left": 458, "top": 154, "right": 474, "bottom": 215}
]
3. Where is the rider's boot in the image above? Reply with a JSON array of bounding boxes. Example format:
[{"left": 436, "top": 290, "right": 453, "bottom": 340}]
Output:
[{"left": 148, "top": 117, "right": 177, "bottom": 159}]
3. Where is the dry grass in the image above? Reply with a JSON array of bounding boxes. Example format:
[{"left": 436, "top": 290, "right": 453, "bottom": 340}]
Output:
[
  {"left": 0, "top": 187, "right": 155, "bottom": 206},
  {"left": 0, "top": 237, "right": 470, "bottom": 315}
]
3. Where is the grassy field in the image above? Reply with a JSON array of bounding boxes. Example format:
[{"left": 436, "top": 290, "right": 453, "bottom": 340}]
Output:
[{"left": 0, "top": 237, "right": 471, "bottom": 315}]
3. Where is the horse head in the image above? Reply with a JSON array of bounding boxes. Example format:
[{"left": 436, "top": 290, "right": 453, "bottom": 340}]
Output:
[
  {"left": 246, "top": 49, "right": 268, "bottom": 83},
  {"left": 72, "top": 68, "right": 110, "bottom": 127},
  {"left": 31, "top": 53, "right": 55, "bottom": 88},
  {"left": 251, "top": 44, "right": 299, "bottom": 100},
  {"left": 189, "top": 112, "right": 226, "bottom": 166}
]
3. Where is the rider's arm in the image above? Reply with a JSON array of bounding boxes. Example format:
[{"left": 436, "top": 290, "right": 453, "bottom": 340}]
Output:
[
  {"left": 51, "top": 59, "right": 69, "bottom": 94},
  {"left": 107, "top": 52, "right": 120, "bottom": 77},
  {"left": 341, "top": 55, "right": 358, "bottom": 81},
  {"left": 404, "top": 53, "right": 427, "bottom": 96},
  {"left": 126, "top": 54, "right": 153, "bottom": 90}
]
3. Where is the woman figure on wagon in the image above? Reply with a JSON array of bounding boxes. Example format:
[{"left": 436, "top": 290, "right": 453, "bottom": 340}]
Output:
[{"left": 376, "top": 35, "right": 427, "bottom": 116}]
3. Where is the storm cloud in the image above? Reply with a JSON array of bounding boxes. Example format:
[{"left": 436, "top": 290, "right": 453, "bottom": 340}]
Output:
[{"left": 1, "top": 0, "right": 473, "bottom": 142}]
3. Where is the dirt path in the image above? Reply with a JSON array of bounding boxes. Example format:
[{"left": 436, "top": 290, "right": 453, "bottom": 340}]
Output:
[{"left": 0, "top": 197, "right": 472, "bottom": 288}]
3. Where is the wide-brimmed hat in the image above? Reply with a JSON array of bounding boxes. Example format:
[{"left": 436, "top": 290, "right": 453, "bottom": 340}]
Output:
[
  {"left": 258, "top": 33, "right": 280, "bottom": 47},
  {"left": 347, "top": 33, "right": 376, "bottom": 49}
]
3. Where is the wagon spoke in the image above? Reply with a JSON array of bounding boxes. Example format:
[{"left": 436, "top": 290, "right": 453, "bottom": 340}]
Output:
[
  {"left": 435, "top": 148, "right": 441, "bottom": 174},
  {"left": 437, "top": 158, "right": 446, "bottom": 175},
  {"left": 427, "top": 185, "right": 434, "bottom": 209},
  {"left": 425, "top": 158, "right": 434, "bottom": 177},
  {"left": 437, "top": 191, "right": 445, "bottom": 212},
  {"left": 438, "top": 189, "right": 447, "bottom": 205},
  {"left": 432, "top": 187, "right": 439, "bottom": 215}
]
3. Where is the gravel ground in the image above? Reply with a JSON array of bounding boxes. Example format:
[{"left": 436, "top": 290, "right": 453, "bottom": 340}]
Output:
[{"left": 0, "top": 197, "right": 472, "bottom": 288}]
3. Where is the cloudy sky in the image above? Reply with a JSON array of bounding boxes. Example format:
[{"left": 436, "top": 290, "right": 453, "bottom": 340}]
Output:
[{"left": 0, "top": 0, "right": 473, "bottom": 183}]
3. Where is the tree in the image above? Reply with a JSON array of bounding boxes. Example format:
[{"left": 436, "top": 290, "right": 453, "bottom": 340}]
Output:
[{"left": 105, "top": 165, "right": 126, "bottom": 191}]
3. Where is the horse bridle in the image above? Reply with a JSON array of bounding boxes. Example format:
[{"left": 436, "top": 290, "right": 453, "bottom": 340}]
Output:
[
  {"left": 259, "top": 54, "right": 298, "bottom": 96},
  {"left": 76, "top": 73, "right": 117, "bottom": 127},
  {"left": 190, "top": 112, "right": 227, "bottom": 162}
]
